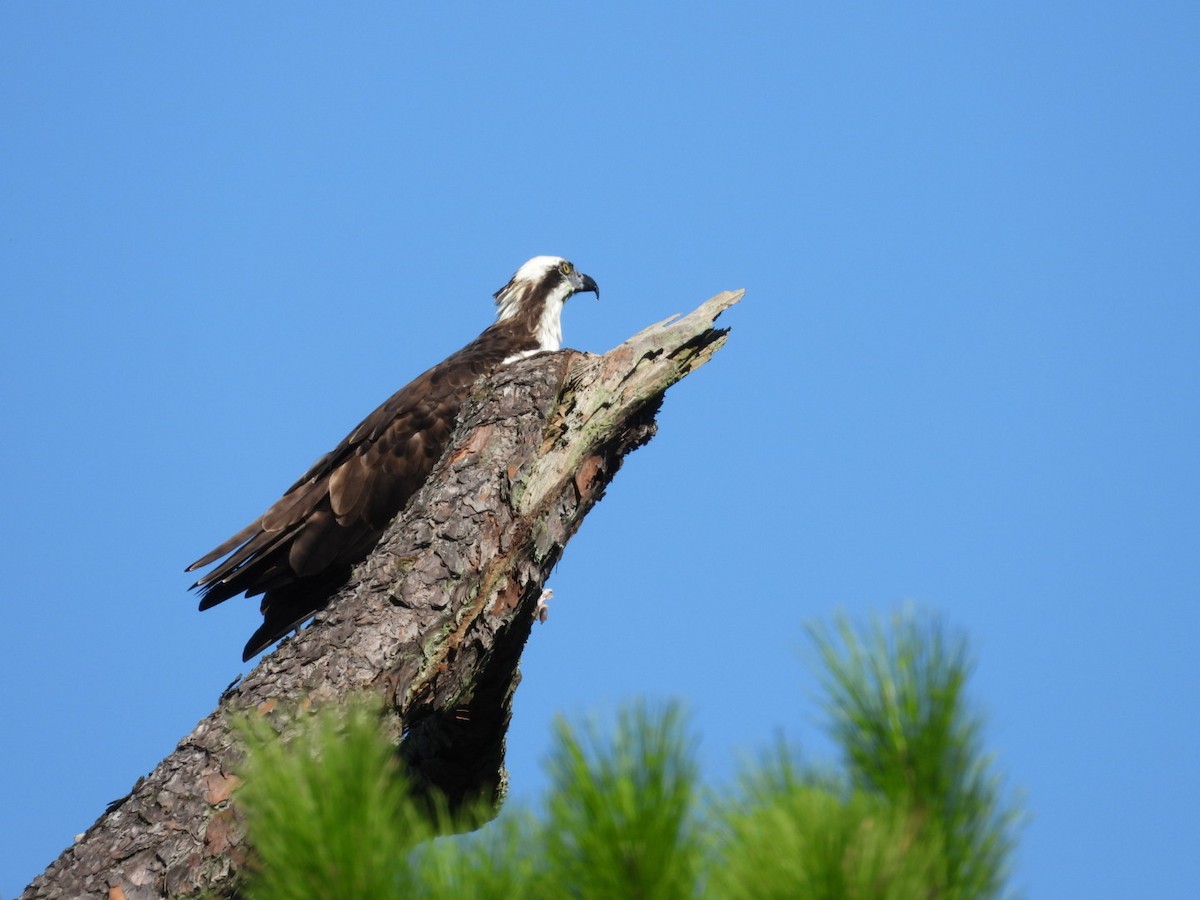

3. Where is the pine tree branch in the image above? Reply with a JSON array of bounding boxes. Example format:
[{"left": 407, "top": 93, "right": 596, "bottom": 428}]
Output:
[{"left": 21, "top": 290, "right": 742, "bottom": 900}]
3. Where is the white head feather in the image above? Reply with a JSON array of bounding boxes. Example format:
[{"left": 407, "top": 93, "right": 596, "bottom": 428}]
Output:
[{"left": 494, "top": 255, "right": 576, "bottom": 355}]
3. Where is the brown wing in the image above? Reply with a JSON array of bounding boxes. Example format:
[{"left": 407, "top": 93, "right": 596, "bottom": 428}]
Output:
[{"left": 188, "top": 321, "right": 532, "bottom": 660}]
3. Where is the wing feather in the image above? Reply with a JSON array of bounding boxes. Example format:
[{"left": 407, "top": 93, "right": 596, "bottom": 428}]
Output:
[
  {"left": 328, "top": 452, "right": 374, "bottom": 522},
  {"left": 188, "top": 316, "right": 540, "bottom": 660},
  {"left": 186, "top": 518, "right": 261, "bottom": 572}
]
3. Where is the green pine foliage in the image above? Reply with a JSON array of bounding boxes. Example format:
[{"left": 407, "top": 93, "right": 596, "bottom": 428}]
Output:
[
  {"left": 235, "top": 702, "right": 437, "bottom": 898},
  {"left": 709, "top": 762, "right": 945, "bottom": 900},
  {"left": 234, "top": 609, "right": 1021, "bottom": 899},
  {"left": 538, "top": 703, "right": 701, "bottom": 898},
  {"left": 411, "top": 703, "right": 701, "bottom": 899},
  {"left": 808, "top": 610, "right": 1021, "bottom": 898}
]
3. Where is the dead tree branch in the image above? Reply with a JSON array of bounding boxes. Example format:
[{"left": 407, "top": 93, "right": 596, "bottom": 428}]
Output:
[{"left": 21, "top": 290, "right": 743, "bottom": 900}]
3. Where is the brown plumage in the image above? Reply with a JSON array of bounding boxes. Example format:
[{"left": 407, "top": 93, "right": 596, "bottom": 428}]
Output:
[{"left": 188, "top": 256, "right": 598, "bottom": 660}]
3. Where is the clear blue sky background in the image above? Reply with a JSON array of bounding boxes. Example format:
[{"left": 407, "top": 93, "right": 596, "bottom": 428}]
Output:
[{"left": 2, "top": 4, "right": 1197, "bottom": 897}]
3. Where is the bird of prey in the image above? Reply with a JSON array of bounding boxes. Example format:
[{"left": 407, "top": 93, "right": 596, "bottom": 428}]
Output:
[{"left": 188, "top": 256, "right": 599, "bottom": 660}]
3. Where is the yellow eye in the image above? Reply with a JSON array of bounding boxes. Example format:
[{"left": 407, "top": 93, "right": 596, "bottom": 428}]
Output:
[{"left": 559, "top": 261, "right": 573, "bottom": 275}]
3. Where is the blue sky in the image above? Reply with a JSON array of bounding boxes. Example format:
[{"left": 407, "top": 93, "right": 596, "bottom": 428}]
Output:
[{"left": 2, "top": 3, "right": 1197, "bottom": 896}]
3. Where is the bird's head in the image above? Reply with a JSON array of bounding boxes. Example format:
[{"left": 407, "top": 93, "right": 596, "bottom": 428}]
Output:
[{"left": 494, "top": 256, "right": 599, "bottom": 352}]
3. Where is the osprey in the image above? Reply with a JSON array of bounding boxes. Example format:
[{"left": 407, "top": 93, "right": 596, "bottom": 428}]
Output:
[{"left": 188, "top": 256, "right": 599, "bottom": 660}]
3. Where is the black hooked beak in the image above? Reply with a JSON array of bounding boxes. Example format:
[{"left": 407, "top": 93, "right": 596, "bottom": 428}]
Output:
[{"left": 571, "top": 270, "right": 600, "bottom": 300}]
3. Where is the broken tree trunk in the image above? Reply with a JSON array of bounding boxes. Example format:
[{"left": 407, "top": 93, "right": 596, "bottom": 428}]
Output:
[{"left": 21, "top": 290, "right": 743, "bottom": 900}]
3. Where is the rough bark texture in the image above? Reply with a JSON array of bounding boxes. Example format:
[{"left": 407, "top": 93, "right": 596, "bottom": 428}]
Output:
[{"left": 22, "top": 290, "right": 743, "bottom": 900}]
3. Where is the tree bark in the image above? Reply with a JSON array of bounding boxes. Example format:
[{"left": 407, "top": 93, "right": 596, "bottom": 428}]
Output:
[{"left": 21, "top": 290, "right": 742, "bottom": 900}]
